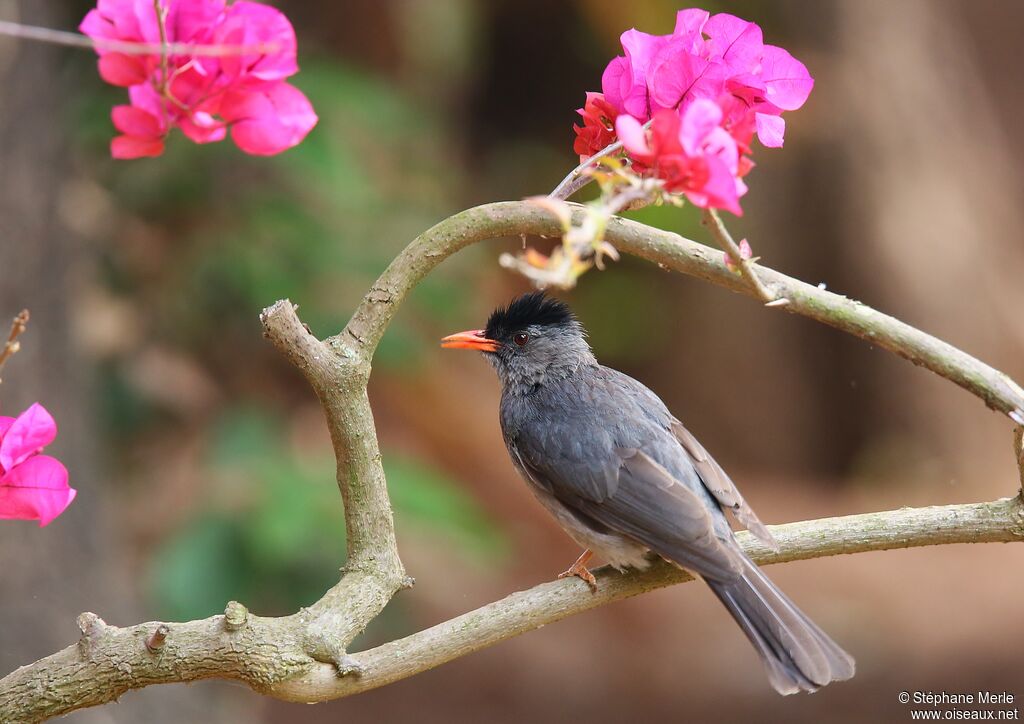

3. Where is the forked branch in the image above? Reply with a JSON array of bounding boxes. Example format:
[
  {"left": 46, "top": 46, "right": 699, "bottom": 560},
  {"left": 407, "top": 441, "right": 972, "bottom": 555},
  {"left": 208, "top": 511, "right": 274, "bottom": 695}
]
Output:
[{"left": 2, "top": 201, "right": 1023, "bottom": 722}]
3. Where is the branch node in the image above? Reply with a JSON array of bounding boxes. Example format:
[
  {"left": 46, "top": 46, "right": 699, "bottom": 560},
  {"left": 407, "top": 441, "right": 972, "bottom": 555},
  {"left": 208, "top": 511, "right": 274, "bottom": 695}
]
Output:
[
  {"left": 76, "top": 612, "right": 107, "bottom": 659},
  {"left": 334, "top": 654, "right": 365, "bottom": 678},
  {"left": 401, "top": 575, "right": 416, "bottom": 590},
  {"left": 701, "top": 208, "right": 777, "bottom": 303},
  {"left": 76, "top": 612, "right": 106, "bottom": 638},
  {"left": 224, "top": 601, "right": 249, "bottom": 631},
  {"left": 145, "top": 624, "right": 170, "bottom": 653}
]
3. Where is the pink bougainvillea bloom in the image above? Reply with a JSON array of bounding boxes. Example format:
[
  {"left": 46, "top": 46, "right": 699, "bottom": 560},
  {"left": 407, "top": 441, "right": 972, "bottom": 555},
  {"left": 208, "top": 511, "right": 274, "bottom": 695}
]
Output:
[
  {"left": 616, "top": 100, "right": 743, "bottom": 215},
  {"left": 0, "top": 403, "right": 75, "bottom": 527},
  {"left": 111, "top": 102, "right": 166, "bottom": 158},
  {"left": 212, "top": 1, "right": 298, "bottom": 83},
  {"left": 647, "top": 39, "right": 725, "bottom": 113},
  {"left": 80, "top": 0, "right": 317, "bottom": 158},
  {"left": 601, "top": 29, "right": 670, "bottom": 120},
  {"left": 573, "top": 92, "right": 619, "bottom": 161},
  {"left": 581, "top": 8, "right": 813, "bottom": 214},
  {"left": 220, "top": 81, "right": 318, "bottom": 155}
]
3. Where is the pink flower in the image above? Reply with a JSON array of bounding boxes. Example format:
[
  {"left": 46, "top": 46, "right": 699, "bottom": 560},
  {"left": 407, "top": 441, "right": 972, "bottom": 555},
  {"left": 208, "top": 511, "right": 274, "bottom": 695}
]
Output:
[
  {"left": 572, "top": 92, "right": 619, "bottom": 161},
  {"left": 581, "top": 8, "right": 814, "bottom": 214},
  {"left": 596, "top": 8, "right": 812, "bottom": 149},
  {"left": 220, "top": 81, "right": 318, "bottom": 155},
  {"left": 601, "top": 29, "right": 671, "bottom": 120},
  {"left": 616, "top": 100, "right": 744, "bottom": 215},
  {"left": 0, "top": 403, "right": 75, "bottom": 527},
  {"left": 80, "top": 0, "right": 317, "bottom": 158}
]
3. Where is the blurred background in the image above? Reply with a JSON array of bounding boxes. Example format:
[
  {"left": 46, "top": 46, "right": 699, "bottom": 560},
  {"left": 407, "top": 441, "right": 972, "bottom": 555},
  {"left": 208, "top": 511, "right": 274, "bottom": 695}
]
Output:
[{"left": 1, "top": 0, "right": 1023, "bottom": 722}]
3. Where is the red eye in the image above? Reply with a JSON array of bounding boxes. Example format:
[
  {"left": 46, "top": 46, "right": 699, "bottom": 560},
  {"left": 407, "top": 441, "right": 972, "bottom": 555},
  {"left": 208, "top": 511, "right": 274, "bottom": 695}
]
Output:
[{"left": 513, "top": 332, "right": 529, "bottom": 346}]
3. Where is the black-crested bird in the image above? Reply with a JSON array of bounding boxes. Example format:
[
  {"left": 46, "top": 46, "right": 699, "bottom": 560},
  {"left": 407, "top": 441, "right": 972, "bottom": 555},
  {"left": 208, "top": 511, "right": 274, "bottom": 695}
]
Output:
[{"left": 441, "top": 291, "right": 854, "bottom": 695}]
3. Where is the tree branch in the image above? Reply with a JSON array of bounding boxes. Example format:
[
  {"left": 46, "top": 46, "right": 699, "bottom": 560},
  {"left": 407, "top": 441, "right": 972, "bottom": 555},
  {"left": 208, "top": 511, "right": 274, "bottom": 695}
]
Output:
[
  {"left": 4, "top": 200, "right": 1024, "bottom": 721},
  {"left": 2, "top": 497, "right": 1020, "bottom": 721},
  {"left": 269, "top": 495, "right": 1024, "bottom": 703},
  {"left": 344, "top": 201, "right": 1024, "bottom": 420},
  {"left": 259, "top": 301, "right": 407, "bottom": 671}
]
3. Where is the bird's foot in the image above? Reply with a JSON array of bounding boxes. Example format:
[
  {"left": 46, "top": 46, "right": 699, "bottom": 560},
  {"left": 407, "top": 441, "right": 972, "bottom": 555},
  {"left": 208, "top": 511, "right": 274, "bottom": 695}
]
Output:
[{"left": 557, "top": 549, "right": 597, "bottom": 592}]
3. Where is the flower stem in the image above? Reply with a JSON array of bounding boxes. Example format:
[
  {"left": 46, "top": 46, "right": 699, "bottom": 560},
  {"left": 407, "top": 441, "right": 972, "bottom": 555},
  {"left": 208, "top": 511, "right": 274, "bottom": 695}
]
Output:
[
  {"left": 702, "top": 208, "right": 782, "bottom": 304},
  {"left": 549, "top": 139, "right": 624, "bottom": 200},
  {"left": 0, "top": 309, "right": 30, "bottom": 385},
  {"left": 154, "top": 0, "right": 169, "bottom": 89},
  {"left": 549, "top": 120, "right": 651, "bottom": 201}
]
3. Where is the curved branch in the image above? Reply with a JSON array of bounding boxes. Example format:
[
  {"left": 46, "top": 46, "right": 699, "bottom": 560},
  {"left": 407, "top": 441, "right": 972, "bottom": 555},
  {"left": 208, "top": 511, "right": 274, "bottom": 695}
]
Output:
[
  {"left": 4, "top": 201, "right": 1024, "bottom": 721},
  {"left": 270, "top": 495, "right": 1024, "bottom": 702},
  {"left": 342, "top": 201, "right": 1024, "bottom": 420},
  {"left": 259, "top": 301, "right": 406, "bottom": 670}
]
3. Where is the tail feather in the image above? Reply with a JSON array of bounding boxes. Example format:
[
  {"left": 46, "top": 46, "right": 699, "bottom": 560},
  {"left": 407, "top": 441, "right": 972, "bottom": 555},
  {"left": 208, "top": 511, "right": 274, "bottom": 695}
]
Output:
[{"left": 706, "top": 556, "right": 855, "bottom": 695}]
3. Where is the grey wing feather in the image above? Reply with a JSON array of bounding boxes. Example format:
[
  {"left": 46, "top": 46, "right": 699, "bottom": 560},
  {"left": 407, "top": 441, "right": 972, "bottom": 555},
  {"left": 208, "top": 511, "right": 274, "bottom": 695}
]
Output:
[
  {"left": 516, "top": 434, "right": 744, "bottom": 581},
  {"left": 584, "top": 448, "right": 745, "bottom": 580},
  {"left": 671, "top": 420, "right": 779, "bottom": 551}
]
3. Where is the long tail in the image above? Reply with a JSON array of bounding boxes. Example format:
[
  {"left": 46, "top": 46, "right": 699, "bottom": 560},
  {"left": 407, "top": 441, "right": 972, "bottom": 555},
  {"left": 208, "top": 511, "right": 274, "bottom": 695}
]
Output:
[{"left": 705, "top": 555, "right": 855, "bottom": 695}]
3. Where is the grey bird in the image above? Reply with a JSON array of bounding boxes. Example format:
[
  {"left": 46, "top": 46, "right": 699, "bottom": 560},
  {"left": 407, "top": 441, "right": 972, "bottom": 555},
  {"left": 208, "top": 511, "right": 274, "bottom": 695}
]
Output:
[{"left": 441, "top": 291, "right": 854, "bottom": 695}]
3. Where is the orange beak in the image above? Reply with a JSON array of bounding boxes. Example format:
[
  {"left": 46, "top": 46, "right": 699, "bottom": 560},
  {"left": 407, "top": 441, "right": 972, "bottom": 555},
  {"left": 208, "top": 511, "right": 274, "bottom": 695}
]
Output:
[{"left": 440, "top": 329, "right": 500, "bottom": 352}]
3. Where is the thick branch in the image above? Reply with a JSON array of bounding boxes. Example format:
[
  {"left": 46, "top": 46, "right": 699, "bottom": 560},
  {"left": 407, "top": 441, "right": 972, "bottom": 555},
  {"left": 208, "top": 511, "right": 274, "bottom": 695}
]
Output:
[
  {"left": 258, "top": 301, "right": 405, "bottom": 670},
  {"left": 2, "top": 497, "right": 1019, "bottom": 721},
  {"left": 343, "top": 201, "right": 1024, "bottom": 420},
  {"left": 270, "top": 495, "right": 1024, "bottom": 702}
]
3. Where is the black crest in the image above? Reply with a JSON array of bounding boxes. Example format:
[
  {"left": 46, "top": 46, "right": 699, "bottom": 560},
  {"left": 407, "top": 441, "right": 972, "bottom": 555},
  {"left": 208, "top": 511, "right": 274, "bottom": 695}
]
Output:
[{"left": 485, "top": 292, "right": 575, "bottom": 340}]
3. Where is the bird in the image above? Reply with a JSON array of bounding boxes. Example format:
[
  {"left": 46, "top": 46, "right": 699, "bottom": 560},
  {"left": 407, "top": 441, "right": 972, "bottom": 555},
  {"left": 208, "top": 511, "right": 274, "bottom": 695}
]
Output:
[{"left": 440, "top": 291, "right": 855, "bottom": 695}]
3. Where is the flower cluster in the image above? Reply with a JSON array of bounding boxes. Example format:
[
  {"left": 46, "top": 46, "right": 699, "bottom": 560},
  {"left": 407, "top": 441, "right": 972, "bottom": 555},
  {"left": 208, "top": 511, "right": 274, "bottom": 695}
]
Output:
[
  {"left": 0, "top": 403, "right": 75, "bottom": 527},
  {"left": 573, "top": 8, "right": 813, "bottom": 214},
  {"left": 80, "top": 0, "right": 318, "bottom": 159}
]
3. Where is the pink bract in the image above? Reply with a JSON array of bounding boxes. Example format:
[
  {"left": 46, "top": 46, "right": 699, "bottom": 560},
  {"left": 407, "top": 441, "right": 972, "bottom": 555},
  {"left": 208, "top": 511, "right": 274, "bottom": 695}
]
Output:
[
  {"left": 584, "top": 7, "right": 813, "bottom": 214},
  {"left": 80, "top": 0, "right": 317, "bottom": 158},
  {"left": 0, "top": 403, "right": 75, "bottom": 527},
  {"left": 572, "top": 92, "right": 619, "bottom": 161},
  {"left": 616, "top": 100, "right": 743, "bottom": 215}
]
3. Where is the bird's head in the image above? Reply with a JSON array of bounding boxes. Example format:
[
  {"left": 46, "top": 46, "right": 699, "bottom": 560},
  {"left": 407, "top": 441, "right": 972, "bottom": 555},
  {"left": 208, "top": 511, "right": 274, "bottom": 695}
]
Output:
[{"left": 441, "top": 292, "right": 595, "bottom": 389}]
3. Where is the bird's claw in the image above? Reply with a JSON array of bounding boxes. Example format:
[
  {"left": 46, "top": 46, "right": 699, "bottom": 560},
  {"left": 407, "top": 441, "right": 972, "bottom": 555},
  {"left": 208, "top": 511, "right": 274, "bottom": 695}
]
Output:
[{"left": 558, "top": 563, "right": 597, "bottom": 592}]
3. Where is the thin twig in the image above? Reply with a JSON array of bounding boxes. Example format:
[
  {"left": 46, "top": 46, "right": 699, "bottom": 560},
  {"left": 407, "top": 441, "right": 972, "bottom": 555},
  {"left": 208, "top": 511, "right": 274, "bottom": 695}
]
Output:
[
  {"left": 549, "top": 120, "right": 656, "bottom": 201},
  {"left": 0, "top": 19, "right": 279, "bottom": 57},
  {"left": 153, "top": 0, "right": 169, "bottom": 88},
  {"left": 0, "top": 309, "right": 29, "bottom": 385},
  {"left": 549, "top": 139, "right": 624, "bottom": 200},
  {"left": 702, "top": 208, "right": 781, "bottom": 304}
]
